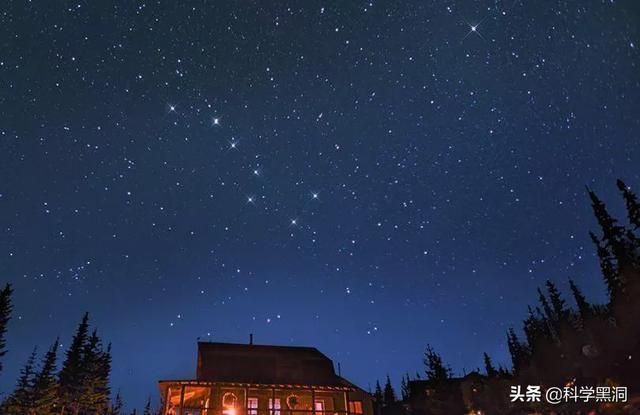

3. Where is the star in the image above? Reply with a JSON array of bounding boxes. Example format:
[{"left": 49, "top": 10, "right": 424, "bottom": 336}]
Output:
[
  {"left": 290, "top": 219, "right": 297, "bottom": 226},
  {"left": 462, "top": 18, "right": 485, "bottom": 41},
  {"left": 213, "top": 117, "right": 220, "bottom": 125},
  {"left": 312, "top": 192, "right": 319, "bottom": 199},
  {"left": 247, "top": 196, "right": 255, "bottom": 204}
]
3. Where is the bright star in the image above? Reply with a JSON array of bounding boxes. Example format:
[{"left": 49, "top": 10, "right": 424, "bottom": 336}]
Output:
[
  {"left": 168, "top": 104, "right": 176, "bottom": 112},
  {"left": 312, "top": 192, "right": 319, "bottom": 199},
  {"left": 213, "top": 117, "right": 220, "bottom": 125},
  {"left": 230, "top": 141, "right": 238, "bottom": 149},
  {"left": 462, "top": 18, "right": 485, "bottom": 41},
  {"left": 253, "top": 169, "right": 260, "bottom": 176},
  {"left": 290, "top": 219, "right": 297, "bottom": 226},
  {"left": 247, "top": 196, "right": 255, "bottom": 204}
]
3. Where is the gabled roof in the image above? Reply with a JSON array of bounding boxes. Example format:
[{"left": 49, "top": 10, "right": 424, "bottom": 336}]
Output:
[{"left": 196, "top": 342, "right": 343, "bottom": 386}]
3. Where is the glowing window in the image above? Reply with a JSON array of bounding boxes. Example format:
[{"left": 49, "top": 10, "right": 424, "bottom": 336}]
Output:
[
  {"left": 165, "top": 387, "right": 182, "bottom": 415},
  {"left": 223, "top": 392, "right": 238, "bottom": 415},
  {"left": 314, "top": 400, "right": 325, "bottom": 412},
  {"left": 348, "top": 401, "right": 363, "bottom": 415},
  {"left": 269, "top": 398, "right": 281, "bottom": 415},
  {"left": 248, "top": 398, "right": 258, "bottom": 415}
]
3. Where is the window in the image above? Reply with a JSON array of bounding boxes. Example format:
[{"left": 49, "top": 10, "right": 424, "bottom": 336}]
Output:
[
  {"left": 348, "top": 401, "right": 363, "bottom": 415},
  {"left": 165, "top": 387, "right": 181, "bottom": 415},
  {"left": 223, "top": 392, "right": 238, "bottom": 415},
  {"left": 248, "top": 398, "right": 258, "bottom": 415},
  {"left": 184, "top": 386, "right": 210, "bottom": 409},
  {"left": 269, "top": 398, "right": 281, "bottom": 415},
  {"left": 314, "top": 400, "right": 325, "bottom": 412}
]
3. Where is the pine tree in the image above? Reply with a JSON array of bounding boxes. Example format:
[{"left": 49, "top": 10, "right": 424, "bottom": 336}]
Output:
[
  {"left": 373, "top": 381, "right": 383, "bottom": 408},
  {"left": 59, "top": 312, "right": 90, "bottom": 415},
  {"left": 589, "top": 188, "right": 636, "bottom": 274},
  {"left": 523, "top": 307, "right": 539, "bottom": 347},
  {"left": 383, "top": 375, "right": 396, "bottom": 406},
  {"left": 143, "top": 397, "right": 152, "bottom": 415},
  {"left": 507, "top": 328, "right": 518, "bottom": 372},
  {"left": 497, "top": 365, "right": 510, "bottom": 377},
  {"left": 79, "top": 329, "right": 110, "bottom": 414},
  {"left": 524, "top": 305, "right": 550, "bottom": 346},
  {"left": 588, "top": 188, "right": 623, "bottom": 245},
  {"left": 546, "top": 280, "right": 567, "bottom": 321},
  {"left": 483, "top": 352, "right": 497, "bottom": 377},
  {"left": 590, "top": 231, "right": 622, "bottom": 300},
  {"left": 109, "top": 391, "right": 124, "bottom": 415},
  {"left": 400, "top": 373, "right": 410, "bottom": 401},
  {"left": 32, "top": 339, "right": 59, "bottom": 414},
  {"left": 0, "top": 283, "right": 13, "bottom": 375},
  {"left": 4, "top": 347, "right": 38, "bottom": 414},
  {"left": 80, "top": 329, "right": 100, "bottom": 413},
  {"left": 617, "top": 179, "right": 640, "bottom": 230},
  {"left": 423, "top": 345, "right": 451, "bottom": 381},
  {"left": 507, "top": 328, "right": 530, "bottom": 374},
  {"left": 569, "top": 279, "right": 591, "bottom": 318},
  {"left": 537, "top": 288, "right": 555, "bottom": 321},
  {"left": 536, "top": 289, "right": 560, "bottom": 342},
  {"left": 97, "top": 343, "right": 113, "bottom": 414}
]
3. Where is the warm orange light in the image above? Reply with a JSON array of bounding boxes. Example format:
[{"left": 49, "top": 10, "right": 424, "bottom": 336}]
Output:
[{"left": 223, "top": 408, "right": 237, "bottom": 415}]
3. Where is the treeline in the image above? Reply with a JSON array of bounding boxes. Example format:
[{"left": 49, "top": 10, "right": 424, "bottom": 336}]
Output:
[
  {"left": 0, "top": 288, "right": 154, "bottom": 415},
  {"left": 495, "top": 180, "right": 640, "bottom": 412},
  {"left": 375, "top": 179, "right": 640, "bottom": 414}
]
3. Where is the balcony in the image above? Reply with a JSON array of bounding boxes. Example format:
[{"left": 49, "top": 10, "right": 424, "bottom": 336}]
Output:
[{"left": 161, "top": 383, "right": 363, "bottom": 415}]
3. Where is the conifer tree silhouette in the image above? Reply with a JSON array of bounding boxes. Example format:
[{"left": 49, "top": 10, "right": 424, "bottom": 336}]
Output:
[
  {"left": 423, "top": 345, "right": 451, "bottom": 381},
  {"left": 110, "top": 391, "right": 124, "bottom": 415},
  {"left": 569, "top": 279, "right": 591, "bottom": 318},
  {"left": 617, "top": 179, "right": 640, "bottom": 230},
  {"left": 483, "top": 352, "right": 497, "bottom": 377},
  {"left": 383, "top": 375, "right": 396, "bottom": 406},
  {"left": 4, "top": 347, "right": 37, "bottom": 414},
  {"left": 143, "top": 397, "right": 152, "bottom": 415},
  {"left": 589, "top": 231, "right": 621, "bottom": 300},
  {"left": 59, "top": 313, "right": 90, "bottom": 415},
  {"left": 0, "top": 283, "right": 13, "bottom": 375},
  {"left": 506, "top": 328, "right": 530, "bottom": 373},
  {"left": 33, "top": 338, "right": 60, "bottom": 413},
  {"left": 546, "top": 280, "right": 567, "bottom": 321}
]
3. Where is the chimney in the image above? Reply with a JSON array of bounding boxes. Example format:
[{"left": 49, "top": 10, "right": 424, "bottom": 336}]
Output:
[{"left": 249, "top": 333, "right": 254, "bottom": 345}]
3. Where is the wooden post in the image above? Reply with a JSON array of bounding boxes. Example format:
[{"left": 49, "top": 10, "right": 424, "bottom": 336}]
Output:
[
  {"left": 343, "top": 391, "right": 348, "bottom": 415},
  {"left": 245, "top": 387, "right": 249, "bottom": 415},
  {"left": 272, "top": 388, "right": 276, "bottom": 415},
  {"left": 179, "top": 384, "right": 186, "bottom": 415},
  {"left": 311, "top": 389, "right": 316, "bottom": 415}
]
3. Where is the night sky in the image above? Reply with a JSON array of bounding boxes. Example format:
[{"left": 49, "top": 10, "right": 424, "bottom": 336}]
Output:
[{"left": 1, "top": 0, "right": 639, "bottom": 411}]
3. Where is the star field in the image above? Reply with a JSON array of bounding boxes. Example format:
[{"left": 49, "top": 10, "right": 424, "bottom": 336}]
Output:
[{"left": 1, "top": 0, "right": 639, "bottom": 410}]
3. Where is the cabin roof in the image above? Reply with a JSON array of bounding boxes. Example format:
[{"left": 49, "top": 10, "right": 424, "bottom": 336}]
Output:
[
  {"left": 196, "top": 342, "right": 343, "bottom": 386},
  {"left": 407, "top": 371, "right": 486, "bottom": 392}
]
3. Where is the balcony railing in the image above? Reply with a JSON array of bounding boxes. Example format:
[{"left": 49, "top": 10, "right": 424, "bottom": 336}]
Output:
[{"left": 173, "top": 409, "right": 354, "bottom": 415}]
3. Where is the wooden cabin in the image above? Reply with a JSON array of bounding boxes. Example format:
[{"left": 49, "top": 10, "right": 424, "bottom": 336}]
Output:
[{"left": 159, "top": 341, "right": 374, "bottom": 415}]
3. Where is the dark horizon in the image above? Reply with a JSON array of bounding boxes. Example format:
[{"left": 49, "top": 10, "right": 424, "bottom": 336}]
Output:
[{"left": 1, "top": 0, "right": 639, "bottom": 412}]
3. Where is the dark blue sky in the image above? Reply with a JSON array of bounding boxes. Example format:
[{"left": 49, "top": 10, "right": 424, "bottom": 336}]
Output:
[{"left": 1, "top": 0, "right": 639, "bottom": 411}]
